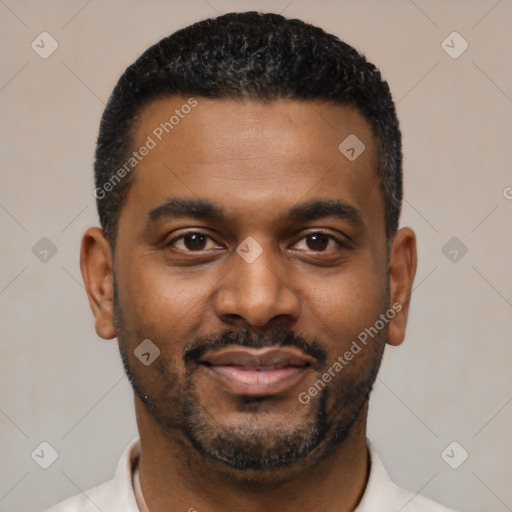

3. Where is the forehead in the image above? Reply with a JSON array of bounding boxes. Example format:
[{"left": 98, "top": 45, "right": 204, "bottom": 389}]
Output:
[
  {"left": 134, "top": 96, "right": 376, "bottom": 168},
  {"left": 119, "top": 96, "right": 383, "bottom": 236}
]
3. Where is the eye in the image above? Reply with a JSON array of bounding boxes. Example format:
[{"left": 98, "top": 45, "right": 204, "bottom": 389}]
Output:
[
  {"left": 167, "top": 232, "right": 220, "bottom": 251},
  {"left": 165, "top": 231, "right": 345, "bottom": 254},
  {"left": 293, "top": 232, "right": 343, "bottom": 252}
]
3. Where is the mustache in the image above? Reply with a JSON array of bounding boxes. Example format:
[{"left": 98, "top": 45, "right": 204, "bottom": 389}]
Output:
[{"left": 183, "top": 327, "right": 327, "bottom": 368}]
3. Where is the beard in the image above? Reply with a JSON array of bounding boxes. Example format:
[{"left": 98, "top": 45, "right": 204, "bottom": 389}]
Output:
[{"left": 113, "top": 279, "right": 387, "bottom": 475}]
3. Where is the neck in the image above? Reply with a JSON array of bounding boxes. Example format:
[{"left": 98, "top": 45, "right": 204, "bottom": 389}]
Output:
[{"left": 135, "top": 399, "right": 371, "bottom": 512}]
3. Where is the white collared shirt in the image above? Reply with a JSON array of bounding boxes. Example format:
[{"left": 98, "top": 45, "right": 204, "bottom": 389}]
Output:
[{"left": 43, "top": 439, "right": 459, "bottom": 512}]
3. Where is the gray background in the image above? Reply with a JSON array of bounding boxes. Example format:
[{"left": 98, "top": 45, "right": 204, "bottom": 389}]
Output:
[{"left": 1, "top": 1, "right": 511, "bottom": 511}]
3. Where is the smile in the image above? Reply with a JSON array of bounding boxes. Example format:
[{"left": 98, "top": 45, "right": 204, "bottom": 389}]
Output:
[{"left": 199, "top": 346, "right": 315, "bottom": 397}]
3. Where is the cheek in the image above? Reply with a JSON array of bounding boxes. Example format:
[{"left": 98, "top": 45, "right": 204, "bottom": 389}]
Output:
[
  {"left": 301, "top": 263, "right": 388, "bottom": 345},
  {"left": 114, "top": 260, "right": 219, "bottom": 346}
]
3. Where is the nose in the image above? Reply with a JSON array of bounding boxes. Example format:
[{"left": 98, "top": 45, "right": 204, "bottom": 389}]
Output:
[{"left": 214, "top": 244, "right": 301, "bottom": 329}]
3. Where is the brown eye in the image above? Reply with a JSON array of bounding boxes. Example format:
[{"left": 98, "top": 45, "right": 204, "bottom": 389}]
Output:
[
  {"left": 305, "top": 233, "right": 330, "bottom": 251},
  {"left": 182, "top": 233, "right": 208, "bottom": 250},
  {"left": 168, "top": 232, "right": 218, "bottom": 251},
  {"left": 292, "top": 232, "right": 343, "bottom": 253}
]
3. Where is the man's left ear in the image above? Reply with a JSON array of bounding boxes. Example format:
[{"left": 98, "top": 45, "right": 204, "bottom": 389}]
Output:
[{"left": 386, "top": 227, "right": 417, "bottom": 346}]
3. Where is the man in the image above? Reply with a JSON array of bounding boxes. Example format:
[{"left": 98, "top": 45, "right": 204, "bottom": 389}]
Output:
[{"left": 46, "top": 11, "right": 459, "bottom": 512}]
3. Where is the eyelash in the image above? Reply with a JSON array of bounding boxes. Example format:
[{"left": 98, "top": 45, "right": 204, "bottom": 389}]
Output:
[{"left": 165, "top": 231, "right": 348, "bottom": 253}]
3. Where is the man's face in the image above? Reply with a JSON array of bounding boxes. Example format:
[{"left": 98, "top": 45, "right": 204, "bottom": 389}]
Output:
[{"left": 104, "top": 97, "right": 396, "bottom": 478}]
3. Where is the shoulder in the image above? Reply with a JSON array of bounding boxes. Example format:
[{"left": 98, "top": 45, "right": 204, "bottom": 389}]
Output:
[
  {"left": 387, "top": 484, "right": 459, "bottom": 512},
  {"left": 42, "top": 479, "right": 116, "bottom": 512},
  {"left": 358, "top": 440, "right": 460, "bottom": 512},
  {"left": 41, "top": 438, "right": 140, "bottom": 512}
]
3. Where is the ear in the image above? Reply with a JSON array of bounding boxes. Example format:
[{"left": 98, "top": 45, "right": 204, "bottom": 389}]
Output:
[
  {"left": 386, "top": 227, "right": 417, "bottom": 347},
  {"left": 80, "top": 227, "right": 116, "bottom": 340}
]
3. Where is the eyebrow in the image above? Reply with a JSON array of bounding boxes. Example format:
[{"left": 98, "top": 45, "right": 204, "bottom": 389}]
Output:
[{"left": 146, "top": 197, "right": 362, "bottom": 229}]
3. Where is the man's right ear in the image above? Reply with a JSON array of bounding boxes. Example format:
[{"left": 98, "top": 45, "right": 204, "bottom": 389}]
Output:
[{"left": 80, "top": 227, "right": 116, "bottom": 340}]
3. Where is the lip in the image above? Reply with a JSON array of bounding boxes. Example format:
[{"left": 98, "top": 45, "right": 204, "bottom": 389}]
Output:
[{"left": 199, "top": 347, "right": 315, "bottom": 397}]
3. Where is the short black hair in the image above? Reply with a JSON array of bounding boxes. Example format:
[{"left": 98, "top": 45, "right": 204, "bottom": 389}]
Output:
[{"left": 94, "top": 11, "right": 402, "bottom": 248}]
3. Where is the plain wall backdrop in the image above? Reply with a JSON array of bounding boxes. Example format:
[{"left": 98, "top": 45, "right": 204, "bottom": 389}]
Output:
[{"left": 1, "top": 1, "right": 511, "bottom": 511}]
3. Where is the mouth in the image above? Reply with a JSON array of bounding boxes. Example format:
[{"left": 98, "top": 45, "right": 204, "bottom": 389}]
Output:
[{"left": 199, "top": 347, "right": 315, "bottom": 397}]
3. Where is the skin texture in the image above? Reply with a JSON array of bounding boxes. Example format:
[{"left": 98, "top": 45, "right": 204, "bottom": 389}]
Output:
[{"left": 80, "top": 97, "right": 417, "bottom": 512}]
